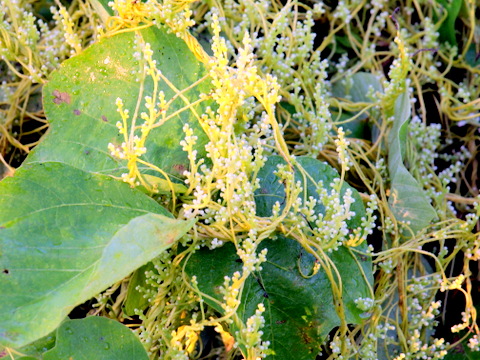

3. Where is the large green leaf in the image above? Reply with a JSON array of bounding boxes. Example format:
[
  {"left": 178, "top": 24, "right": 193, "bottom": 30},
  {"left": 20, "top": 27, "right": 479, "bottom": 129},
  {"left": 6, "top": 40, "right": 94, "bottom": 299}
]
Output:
[
  {"left": 0, "top": 162, "right": 195, "bottom": 348},
  {"left": 186, "top": 156, "right": 373, "bottom": 359},
  {"left": 187, "top": 237, "right": 372, "bottom": 360},
  {"left": 27, "top": 26, "right": 211, "bottom": 181},
  {"left": 43, "top": 317, "right": 148, "bottom": 360},
  {"left": 387, "top": 91, "right": 437, "bottom": 234}
]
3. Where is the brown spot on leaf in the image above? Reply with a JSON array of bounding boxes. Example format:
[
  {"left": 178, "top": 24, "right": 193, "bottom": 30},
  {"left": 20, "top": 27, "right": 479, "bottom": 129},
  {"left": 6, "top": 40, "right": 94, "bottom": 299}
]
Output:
[
  {"left": 101, "top": 115, "right": 108, "bottom": 122},
  {"left": 172, "top": 164, "right": 187, "bottom": 175},
  {"left": 52, "top": 90, "right": 71, "bottom": 105},
  {"left": 2, "top": 269, "right": 9, "bottom": 274},
  {"left": 73, "top": 109, "right": 81, "bottom": 115},
  {"left": 300, "top": 330, "right": 312, "bottom": 344}
]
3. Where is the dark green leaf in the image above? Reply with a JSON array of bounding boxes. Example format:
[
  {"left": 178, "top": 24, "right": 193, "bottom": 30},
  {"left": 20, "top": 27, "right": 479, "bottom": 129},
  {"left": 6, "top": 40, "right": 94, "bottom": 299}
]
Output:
[
  {"left": 43, "top": 317, "right": 148, "bottom": 360},
  {"left": 186, "top": 237, "right": 372, "bottom": 360},
  {"left": 186, "top": 156, "right": 373, "bottom": 360},
  {"left": 465, "top": 44, "right": 480, "bottom": 68},
  {"left": 435, "top": 0, "right": 463, "bottom": 46},
  {"left": 255, "top": 156, "right": 366, "bottom": 230},
  {"left": 123, "top": 261, "right": 156, "bottom": 316}
]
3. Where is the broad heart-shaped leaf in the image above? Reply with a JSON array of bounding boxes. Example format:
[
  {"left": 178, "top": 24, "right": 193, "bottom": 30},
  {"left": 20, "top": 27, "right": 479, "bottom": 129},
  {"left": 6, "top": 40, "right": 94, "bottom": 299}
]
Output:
[
  {"left": 186, "top": 156, "right": 373, "bottom": 359},
  {"left": 43, "top": 317, "right": 148, "bottom": 360},
  {"left": 186, "top": 238, "right": 372, "bottom": 360},
  {"left": 387, "top": 91, "right": 437, "bottom": 234},
  {"left": 27, "top": 26, "right": 211, "bottom": 181},
  {"left": 0, "top": 162, "right": 195, "bottom": 348}
]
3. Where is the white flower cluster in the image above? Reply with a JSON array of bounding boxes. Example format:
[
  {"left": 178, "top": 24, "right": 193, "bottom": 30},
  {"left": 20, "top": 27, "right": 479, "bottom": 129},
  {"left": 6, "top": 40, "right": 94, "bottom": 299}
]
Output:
[
  {"left": 53, "top": 5, "right": 82, "bottom": 55},
  {"left": 413, "top": 16, "right": 439, "bottom": 61},
  {"left": 277, "top": 170, "right": 359, "bottom": 251},
  {"left": 335, "top": 127, "right": 352, "bottom": 171},
  {"left": 221, "top": 271, "right": 242, "bottom": 315},
  {"left": 237, "top": 233, "right": 268, "bottom": 273},
  {"left": 109, "top": 0, "right": 195, "bottom": 36},
  {"left": 386, "top": 275, "right": 449, "bottom": 359},
  {"left": 237, "top": 303, "right": 270, "bottom": 356},
  {"left": 0, "top": 0, "right": 76, "bottom": 82},
  {"left": 468, "top": 335, "right": 480, "bottom": 351},
  {"left": 330, "top": 335, "right": 352, "bottom": 359},
  {"left": 379, "top": 257, "right": 395, "bottom": 274},
  {"left": 182, "top": 13, "right": 276, "bottom": 226},
  {"left": 347, "top": 195, "right": 378, "bottom": 247},
  {"left": 354, "top": 297, "right": 375, "bottom": 312},
  {"left": 352, "top": 321, "right": 397, "bottom": 360},
  {"left": 199, "top": 2, "right": 333, "bottom": 156},
  {"left": 406, "top": 116, "right": 474, "bottom": 217},
  {"left": 332, "top": 1, "right": 353, "bottom": 24}
]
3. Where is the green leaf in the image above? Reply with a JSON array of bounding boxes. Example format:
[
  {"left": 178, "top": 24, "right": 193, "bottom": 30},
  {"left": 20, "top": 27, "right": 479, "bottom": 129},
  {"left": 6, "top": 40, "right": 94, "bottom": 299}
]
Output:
[
  {"left": 435, "top": 0, "right": 463, "bottom": 46},
  {"left": 331, "top": 72, "right": 383, "bottom": 139},
  {"left": 14, "top": 330, "right": 57, "bottom": 359},
  {"left": 465, "top": 44, "right": 480, "bottom": 68},
  {"left": 0, "top": 162, "right": 195, "bottom": 348},
  {"left": 27, "top": 26, "right": 211, "bottom": 182},
  {"left": 186, "top": 237, "right": 372, "bottom": 360},
  {"left": 123, "top": 261, "right": 156, "bottom": 316},
  {"left": 255, "top": 156, "right": 366, "bottom": 230},
  {"left": 387, "top": 91, "right": 437, "bottom": 234},
  {"left": 332, "top": 72, "right": 383, "bottom": 104},
  {"left": 330, "top": 110, "right": 370, "bottom": 139},
  {"left": 43, "top": 317, "right": 148, "bottom": 360},
  {"left": 186, "top": 156, "right": 373, "bottom": 359}
]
